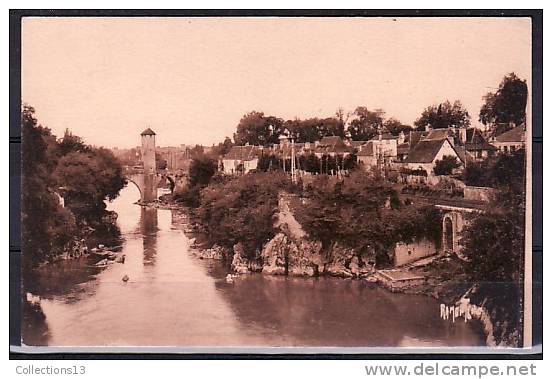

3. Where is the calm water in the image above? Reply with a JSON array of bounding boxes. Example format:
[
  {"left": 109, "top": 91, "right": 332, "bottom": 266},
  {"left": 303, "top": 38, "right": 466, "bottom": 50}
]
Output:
[{"left": 22, "top": 185, "right": 486, "bottom": 348}]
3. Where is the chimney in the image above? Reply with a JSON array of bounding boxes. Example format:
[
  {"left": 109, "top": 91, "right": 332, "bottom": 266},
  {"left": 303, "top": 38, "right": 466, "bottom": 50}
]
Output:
[{"left": 459, "top": 128, "right": 467, "bottom": 144}]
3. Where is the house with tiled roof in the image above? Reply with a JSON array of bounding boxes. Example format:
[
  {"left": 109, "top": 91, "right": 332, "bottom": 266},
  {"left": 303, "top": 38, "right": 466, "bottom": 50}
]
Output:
[
  {"left": 370, "top": 131, "right": 399, "bottom": 158},
  {"left": 221, "top": 145, "right": 263, "bottom": 174},
  {"left": 314, "top": 136, "right": 354, "bottom": 157},
  {"left": 403, "top": 138, "right": 463, "bottom": 177},
  {"left": 462, "top": 127, "right": 498, "bottom": 160},
  {"left": 357, "top": 141, "right": 377, "bottom": 168},
  {"left": 491, "top": 124, "right": 526, "bottom": 154}
]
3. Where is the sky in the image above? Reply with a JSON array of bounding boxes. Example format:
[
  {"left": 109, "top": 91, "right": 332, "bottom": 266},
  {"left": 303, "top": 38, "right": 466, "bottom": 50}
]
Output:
[{"left": 21, "top": 17, "right": 531, "bottom": 148}]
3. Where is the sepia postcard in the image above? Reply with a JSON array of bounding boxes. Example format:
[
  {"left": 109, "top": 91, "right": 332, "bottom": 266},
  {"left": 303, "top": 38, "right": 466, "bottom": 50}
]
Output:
[{"left": 13, "top": 12, "right": 540, "bottom": 354}]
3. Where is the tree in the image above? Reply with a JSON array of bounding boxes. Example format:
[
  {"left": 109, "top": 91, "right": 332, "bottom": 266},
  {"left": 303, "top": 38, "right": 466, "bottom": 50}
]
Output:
[
  {"left": 22, "top": 105, "right": 78, "bottom": 269},
  {"left": 383, "top": 118, "right": 412, "bottom": 136},
  {"left": 233, "top": 111, "right": 284, "bottom": 146},
  {"left": 347, "top": 107, "right": 385, "bottom": 140},
  {"left": 414, "top": 100, "right": 470, "bottom": 130},
  {"left": 188, "top": 155, "right": 217, "bottom": 188},
  {"left": 463, "top": 149, "right": 525, "bottom": 190},
  {"left": 285, "top": 117, "right": 345, "bottom": 143},
  {"left": 343, "top": 153, "right": 358, "bottom": 171},
  {"left": 433, "top": 155, "right": 461, "bottom": 175},
  {"left": 58, "top": 128, "right": 88, "bottom": 156},
  {"left": 174, "top": 154, "right": 218, "bottom": 207},
  {"left": 54, "top": 147, "right": 126, "bottom": 218},
  {"left": 196, "top": 172, "right": 291, "bottom": 257},
  {"left": 479, "top": 73, "right": 528, "bottom": 135},
  {"left": 258, "top": 154, "right": 281, "bottom": 172}
]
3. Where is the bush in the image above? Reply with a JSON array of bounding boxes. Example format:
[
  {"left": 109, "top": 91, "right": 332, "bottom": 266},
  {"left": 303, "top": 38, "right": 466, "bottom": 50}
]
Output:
[
  {"left": 174, "top": 155, "right": 217, "bottom": 206},
  {"left": 295, "top": 171, "right": 440, "bottom": 259},
  {"left": 433, "top": 155, "right": 461, "bottom": 175},
  {"left": 196, "top": 172, "right": 290, "bottom": 258}
]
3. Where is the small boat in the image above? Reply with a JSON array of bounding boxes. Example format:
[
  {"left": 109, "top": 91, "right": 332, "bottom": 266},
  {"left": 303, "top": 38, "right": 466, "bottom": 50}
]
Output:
[{"left": 225, "top": 274, "right": 234, "bottom": 283}]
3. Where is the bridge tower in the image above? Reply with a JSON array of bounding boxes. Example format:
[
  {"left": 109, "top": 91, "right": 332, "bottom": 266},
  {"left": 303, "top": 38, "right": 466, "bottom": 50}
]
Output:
[{"left": 140, "top": 127, "right": 157, "bottom": 202}]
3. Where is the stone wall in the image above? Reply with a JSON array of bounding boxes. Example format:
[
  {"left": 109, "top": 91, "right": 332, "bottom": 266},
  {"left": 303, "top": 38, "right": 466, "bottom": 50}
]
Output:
[
  {"left": 463, "top": 186, "right": 498, "bottom": 203},
  {"left": 393, "top": 239, "right": 437, "bottom": 266}
]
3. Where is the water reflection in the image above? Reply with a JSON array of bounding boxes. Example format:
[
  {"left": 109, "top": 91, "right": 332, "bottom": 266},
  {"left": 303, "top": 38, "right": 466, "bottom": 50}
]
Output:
[
  {"left": 140, "top": 207, "right": 158, "bottom": 266},
  {"left": 212, "top": 274, "right": 484, "bottom": 347},
  {"left": 22, "top": 185, "right": 486, "bottom": 348}
]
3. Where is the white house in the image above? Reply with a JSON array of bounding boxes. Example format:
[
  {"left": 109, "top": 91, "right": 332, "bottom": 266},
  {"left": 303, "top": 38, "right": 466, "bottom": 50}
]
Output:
[
  {"left": 221, "top": 145, "right": 262, "bottom": 174},
  {"left": 403, "top": 138, "right": 463, "bottom": 176}
]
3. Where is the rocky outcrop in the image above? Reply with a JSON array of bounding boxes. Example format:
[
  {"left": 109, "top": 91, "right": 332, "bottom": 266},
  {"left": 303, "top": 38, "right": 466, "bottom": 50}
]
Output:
[
  {"left": 227, "top": 194, "right": 376, "bottom": 278},
  {"left": 325, "top": 242, "right": 375, "bottom": 278},
  {"left": 255, "top": 232, "right": 374, "bottom": 278}
]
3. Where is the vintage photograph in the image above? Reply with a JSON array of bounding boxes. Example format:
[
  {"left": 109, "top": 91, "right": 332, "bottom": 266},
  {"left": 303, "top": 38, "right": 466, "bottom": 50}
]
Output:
[{"left": 19, "top": 16, "right": 532, "bottom": 350}]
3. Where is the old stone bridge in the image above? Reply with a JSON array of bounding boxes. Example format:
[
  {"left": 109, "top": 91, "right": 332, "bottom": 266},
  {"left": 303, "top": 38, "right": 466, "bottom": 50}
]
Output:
[{"left": 123, "top": 128, "right": 186, "bottom": 203}]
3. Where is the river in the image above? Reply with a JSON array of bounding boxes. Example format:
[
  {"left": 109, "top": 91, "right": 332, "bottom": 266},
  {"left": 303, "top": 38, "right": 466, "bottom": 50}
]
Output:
[{"left": 22, "top": 185, "right": 486, "bottom": 348}]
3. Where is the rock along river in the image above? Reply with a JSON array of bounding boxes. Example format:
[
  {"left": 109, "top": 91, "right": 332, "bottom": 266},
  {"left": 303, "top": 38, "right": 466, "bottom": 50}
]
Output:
[{"left": 22, "top": 185, "right": 486, "bottom": 348}]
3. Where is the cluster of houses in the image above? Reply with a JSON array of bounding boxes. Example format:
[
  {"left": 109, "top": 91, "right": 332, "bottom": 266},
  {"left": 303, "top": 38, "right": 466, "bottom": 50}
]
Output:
[{"left": 221, "top": 123, "right": 526, "bottom": 181}]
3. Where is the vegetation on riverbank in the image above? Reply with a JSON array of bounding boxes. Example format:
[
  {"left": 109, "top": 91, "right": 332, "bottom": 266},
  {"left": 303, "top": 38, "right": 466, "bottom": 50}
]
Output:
[{"left": 22, "top": 104, "right": 126, "bottom": 270}]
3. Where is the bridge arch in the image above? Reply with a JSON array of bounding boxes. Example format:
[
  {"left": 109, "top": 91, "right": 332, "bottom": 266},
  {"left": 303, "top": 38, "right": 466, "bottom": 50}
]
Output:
[{"left": 124, "top": 177, "right": 143, "bottom": 199}]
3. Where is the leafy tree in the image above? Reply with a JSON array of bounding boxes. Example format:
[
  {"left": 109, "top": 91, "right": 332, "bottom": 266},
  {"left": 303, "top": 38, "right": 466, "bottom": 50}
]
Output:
[
  {"left": 414, "top": 100, "right": 470, "bottom": 130},
  {"left": 463, "top": 149, "right": 525, "bottom": 190},
  {"left": 285, "top": 117, "right": 345, "bottom": 143},
  {"left": 433, "top": 155, "right": 461, "bottom": 175},
  {"left": 258, "top": 154, "right": 281, "bottom": 172},
  {"left": 233, "top": 111, "right": 284, "bottom": 146},
  {"left": 347, "top": 107, "right": 385, "bottom": 140},
  {"left": 188, "top": 155, "right": 217, "bottom": 188},
  {"left": 196, "top": 172, "right": 291, "bottom": 257},
  {"left": 343, "top": 153, "right": 358, "bottom": 170},
  {"left": 383, "top": 118, "right": 412, "bottom": 136},
  {"left": 461, "top": 147, "right": 526, "bottom": 347},
  {"left": 462, "top": 211, "right": 523, "bottom": 282},
  {"left": 462, "top": 148, "right": 525, "bottom": 282},
  {"left": 479, "top": 73, "right": 528, "bottom": 134},
  {"left": 54, "top": 147, "right": 126, "bottom": 219},
  {"left": 22, "top": 105, "right": 78, "bottom": 269},
  {"left": 296, "top": 171, "right": 440, "bottom": 264},
  {"left": 58, "top": 129, "right": 89, "bottom": 156},
  {"left": 174, "top": 154, "right": 218, "bottom": 206},
  {"left": 302, "top": 153, "right": 321, "bottom": 173}
]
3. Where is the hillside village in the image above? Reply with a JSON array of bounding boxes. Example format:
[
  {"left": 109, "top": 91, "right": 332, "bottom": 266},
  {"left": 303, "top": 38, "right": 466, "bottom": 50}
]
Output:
[{"left": 108, "top": 74, "right": 528, "bottom": 347}]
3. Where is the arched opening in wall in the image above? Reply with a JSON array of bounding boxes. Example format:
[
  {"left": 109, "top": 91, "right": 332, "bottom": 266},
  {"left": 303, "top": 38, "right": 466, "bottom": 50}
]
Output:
[{"left": 443, "top": 217, "right": 454, "bottom": 252}]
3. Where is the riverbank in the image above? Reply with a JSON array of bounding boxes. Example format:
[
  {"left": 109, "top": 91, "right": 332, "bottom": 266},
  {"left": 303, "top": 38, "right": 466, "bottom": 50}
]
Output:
[
  {"left": 170, "top": 194, "right": 519, "bottom": 348},
  {"left": 23, "top": 187, "right": 489, "bottom": 348}
]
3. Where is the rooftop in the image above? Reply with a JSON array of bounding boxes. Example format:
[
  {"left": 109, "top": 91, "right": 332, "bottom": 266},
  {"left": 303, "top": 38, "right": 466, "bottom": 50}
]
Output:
[
  {"left": 404, "top": 139, "right": 448, "bottom": 164},
  {"left": 141, "top": 127, "right": 156, "bottom": 136},
  {"left": 494, "top": 124, "right": 526, "bottom": 143},
  {"left": 223, "top": 145, "right": 262, "bottom": 160}
]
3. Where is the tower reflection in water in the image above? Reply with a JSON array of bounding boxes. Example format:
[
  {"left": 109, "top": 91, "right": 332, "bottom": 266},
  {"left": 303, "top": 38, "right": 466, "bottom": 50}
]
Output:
[{"left": 140, "top": 207, "right": 158, "bottom": 266}]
